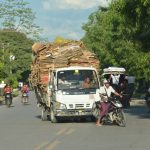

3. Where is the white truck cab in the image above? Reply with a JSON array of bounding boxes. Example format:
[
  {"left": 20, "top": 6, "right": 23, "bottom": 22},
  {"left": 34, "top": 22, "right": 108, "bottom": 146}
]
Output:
[{"left": 49, "top": 66, "right": 100, "bottom": 123}]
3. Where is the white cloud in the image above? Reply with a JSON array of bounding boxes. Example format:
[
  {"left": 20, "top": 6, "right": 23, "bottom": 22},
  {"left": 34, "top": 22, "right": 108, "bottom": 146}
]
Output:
[
  {"left": 42, "top": 0, "right": 110, "bottom": 10},
  {"left": 42, "top": 1, "right": 51, "bottom": 10},
  {"left": 38, "top": 0, "right": 111, "bottom": 40}
]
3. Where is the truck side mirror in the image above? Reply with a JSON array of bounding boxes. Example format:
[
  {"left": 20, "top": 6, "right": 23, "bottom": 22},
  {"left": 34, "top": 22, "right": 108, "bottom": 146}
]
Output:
[
  {"left": 49, "top": 85, "right": 53, "bottom": 89},
  {"left": 49, "top": 85, "right": 56, "bottom": 92}
]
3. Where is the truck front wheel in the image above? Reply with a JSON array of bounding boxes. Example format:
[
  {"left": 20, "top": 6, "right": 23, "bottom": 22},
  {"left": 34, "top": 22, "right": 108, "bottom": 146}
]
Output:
[
  {"left": 41, "top": 108, "right": 47, "bottom": 121},
  {"left": 50, "top": 107, "right": 58, "bottom": 123}
]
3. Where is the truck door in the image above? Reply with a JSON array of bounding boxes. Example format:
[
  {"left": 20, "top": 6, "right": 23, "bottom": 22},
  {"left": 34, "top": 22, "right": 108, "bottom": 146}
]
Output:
[{"left": 49, "top": 71, "right": 56, "bottom": 103}]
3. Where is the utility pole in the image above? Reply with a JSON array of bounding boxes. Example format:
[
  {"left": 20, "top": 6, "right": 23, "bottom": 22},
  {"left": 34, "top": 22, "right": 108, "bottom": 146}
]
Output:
[{"left": 9, "top": 55, "right": 15, "bottom": 74}]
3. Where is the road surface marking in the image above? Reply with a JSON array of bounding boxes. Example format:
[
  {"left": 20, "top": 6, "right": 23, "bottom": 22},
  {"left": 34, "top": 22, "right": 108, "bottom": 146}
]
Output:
[
  {"left": 34, "top": 141, "right": 49, "bottom": 150},
  {"left": 56, "top": 128, "right": 67, "bottom": 135},
  {"left": 66, "top": 128, "right": 75, "bottom": 135},
  {"left": 45, "top": 140, "right": 60, "bottom": 150}
]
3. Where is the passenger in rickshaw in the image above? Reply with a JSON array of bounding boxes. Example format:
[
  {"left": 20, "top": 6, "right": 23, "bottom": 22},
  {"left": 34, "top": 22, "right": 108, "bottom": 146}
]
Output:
[{"left": 118, "top": 78, "right": 130, "bottom": 108}]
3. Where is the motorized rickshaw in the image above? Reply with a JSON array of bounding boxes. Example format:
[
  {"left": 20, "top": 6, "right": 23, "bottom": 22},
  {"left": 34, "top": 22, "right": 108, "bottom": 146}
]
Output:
[{"left": 101, "top": 67, "right": 135, "bottom": 108}]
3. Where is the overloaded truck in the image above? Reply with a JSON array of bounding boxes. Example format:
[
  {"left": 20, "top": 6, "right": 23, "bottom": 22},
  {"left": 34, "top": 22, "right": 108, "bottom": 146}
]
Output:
[{"left": 30, "top": 41, "right": 100, "bottom": 122}]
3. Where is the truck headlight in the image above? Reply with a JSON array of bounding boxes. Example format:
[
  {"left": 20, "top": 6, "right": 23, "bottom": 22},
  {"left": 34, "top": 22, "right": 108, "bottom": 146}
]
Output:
[
  {"left": 55, "top": 101, "right": 66, "bottom": 109},
  {"left": 59, "top": 103, "right": 66, "bottom": 109}
]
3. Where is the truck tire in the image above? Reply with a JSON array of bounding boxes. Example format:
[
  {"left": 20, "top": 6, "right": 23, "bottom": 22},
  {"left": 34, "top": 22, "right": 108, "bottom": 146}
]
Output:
[
  {"left": 50, "top": 106, "right": 58, "bottom": 123},
  {"left": 41, "top": 108, "right": 47, "bottom": 121}
]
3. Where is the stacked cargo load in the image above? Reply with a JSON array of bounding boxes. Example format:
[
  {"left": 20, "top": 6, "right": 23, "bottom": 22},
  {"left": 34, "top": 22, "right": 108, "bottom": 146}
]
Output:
[{"left": 30, "top": 41, "right": 100, "bottom": 90}]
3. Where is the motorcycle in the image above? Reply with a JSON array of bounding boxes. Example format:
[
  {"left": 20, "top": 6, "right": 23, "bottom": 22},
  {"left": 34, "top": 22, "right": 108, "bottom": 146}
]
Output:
[
  {"left": 5, "top": 93, "right": 12, "bottom": 107},
  {"left": 92, "top": 96, "right": 126, "bottom": 127},
  {"left": 145, "top": 87, "right": 150, "bottom": 112},
  {"left": 22, "top": 92, "right": 28, "bottom": 104}
]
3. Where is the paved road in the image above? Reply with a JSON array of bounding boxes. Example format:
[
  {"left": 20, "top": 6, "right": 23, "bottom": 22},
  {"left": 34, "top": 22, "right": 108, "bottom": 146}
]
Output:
[{"left": 0, "top": 92, "right": 150, "bottom": 150}]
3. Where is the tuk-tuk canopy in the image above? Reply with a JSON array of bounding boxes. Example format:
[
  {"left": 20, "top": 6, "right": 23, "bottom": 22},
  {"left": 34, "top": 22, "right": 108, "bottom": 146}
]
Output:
[{"left": 103, "top": 67, "right": 126, "bottom": 75}]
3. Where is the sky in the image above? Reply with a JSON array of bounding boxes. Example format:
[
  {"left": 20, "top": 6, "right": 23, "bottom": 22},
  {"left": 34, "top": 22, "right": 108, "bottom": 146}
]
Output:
[{"left": 27, "top": 0, "right": 110, "bottom": 41}]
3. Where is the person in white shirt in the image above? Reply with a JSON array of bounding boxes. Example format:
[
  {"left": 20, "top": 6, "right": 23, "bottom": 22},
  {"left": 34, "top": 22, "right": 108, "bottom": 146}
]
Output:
[
  {"left": 112, "top": 74, "right": 120, "bottom": 85},
  {"left": 96, "top": 79, "right": 122, "bottom": 126}
]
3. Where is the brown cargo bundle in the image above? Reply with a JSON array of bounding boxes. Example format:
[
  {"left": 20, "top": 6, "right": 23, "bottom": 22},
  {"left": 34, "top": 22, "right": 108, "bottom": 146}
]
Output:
[{"left": 30, "top": 41, "right": 100, "bottom": 87}]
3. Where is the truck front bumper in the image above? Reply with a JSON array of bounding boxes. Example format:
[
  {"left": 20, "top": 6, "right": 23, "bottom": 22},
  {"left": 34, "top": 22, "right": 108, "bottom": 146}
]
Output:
[{"left": 55, "top": 109, "right": 93, "bottom": 117}]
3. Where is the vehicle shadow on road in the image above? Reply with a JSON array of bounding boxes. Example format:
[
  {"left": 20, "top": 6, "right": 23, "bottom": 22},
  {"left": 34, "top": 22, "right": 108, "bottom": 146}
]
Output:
[
  {"left": 59, "top": 118, "right": 94, "bottom": 123},
  {"left": 35, "top": 115, "right": 41, "bottom": 119},
  {"left": 4, "top": 105, "right": 15, "bottom": 108},
  {"left": 0, "top": 103, "right": 5, "bottom": 106},
  {"left": 0, "top": 102, "right": 15, "bottom": 108},
  {"left": 124, "top": 105, "right": 150, "bottom": 119},
  {"left": 35, "top": 115, "right": 95, "bottom": 123}
]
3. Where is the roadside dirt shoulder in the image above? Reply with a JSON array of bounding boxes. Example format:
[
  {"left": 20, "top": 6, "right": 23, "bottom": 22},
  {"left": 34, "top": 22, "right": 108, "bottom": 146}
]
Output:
[{"left": 130, "top": 98, "right": 145, "bottom": 106}]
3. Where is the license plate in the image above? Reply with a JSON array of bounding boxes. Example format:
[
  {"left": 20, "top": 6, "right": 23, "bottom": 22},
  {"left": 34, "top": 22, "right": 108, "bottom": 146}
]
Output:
[
  {"left": 6, "top": 95, "right": 10, "bottom": 98},
  {"left": 23, "top": 93, "right": 27, "bottom": 96}
]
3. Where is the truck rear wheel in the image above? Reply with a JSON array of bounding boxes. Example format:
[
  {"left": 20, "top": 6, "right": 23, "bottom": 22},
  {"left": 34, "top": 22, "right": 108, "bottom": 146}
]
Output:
[
  {"left": 50, "top": 107, "right": 58, "bottom": 123},
  {"left": 41, "top": 108, "right": 47, "bottom": 121}
]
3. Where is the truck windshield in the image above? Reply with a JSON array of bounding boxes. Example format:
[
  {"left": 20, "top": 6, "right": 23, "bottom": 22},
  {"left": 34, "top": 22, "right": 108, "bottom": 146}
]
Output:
[{"left": 57, "top": 69, "right": 99, "bottom": 90}]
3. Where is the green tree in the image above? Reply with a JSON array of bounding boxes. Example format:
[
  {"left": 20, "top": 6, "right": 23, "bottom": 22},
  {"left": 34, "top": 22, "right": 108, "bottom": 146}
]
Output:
[
  {"left": 0, "top": 50, "right": 4, "bottom": 76},
  {"left": 82, "top": 0, "right": 150, "bottom": 81},
  {"left": 0, "top": 0, "right": 42, "bottom": 40},
  {"left": 0, "top": 0, "right": 44, "bottom": 87},
  {"left": 0, "top": 30, "right": 33, "bottom": 87}
]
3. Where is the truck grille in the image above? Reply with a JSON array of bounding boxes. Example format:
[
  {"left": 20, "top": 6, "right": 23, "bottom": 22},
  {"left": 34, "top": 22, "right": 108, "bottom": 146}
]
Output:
[
  {"left": 86, "top": 104, "right": 90, "bottom": 108},
  {"left": 68, "top": 104, "right": 91, "bottom": 109},
  {"left": 75, "top": 104, "right": 84, "bottom": 109}
]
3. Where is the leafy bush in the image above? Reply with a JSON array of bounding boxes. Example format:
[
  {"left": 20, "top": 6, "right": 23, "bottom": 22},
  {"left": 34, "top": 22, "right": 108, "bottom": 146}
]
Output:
[{"left": 12, "top": 90, "right": 19, "bottom": 97}]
